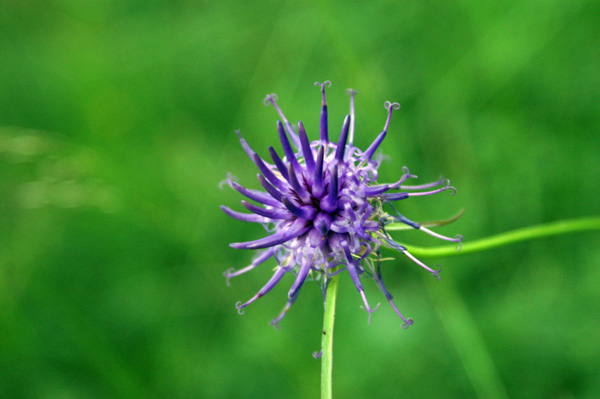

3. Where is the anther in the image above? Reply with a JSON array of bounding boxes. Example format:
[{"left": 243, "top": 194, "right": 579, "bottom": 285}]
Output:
[
  {"left": 314, "top": 80, "right": 331, "bottom": 91},
  {"left": 384, "top": 101, "right": 401, "bottom": 110},
  {"left": 263, "top": 93, "right": 278, "bottom": 106},
  {"left": 360, "top": 301, "right": 381, "bottom": 324},
  {"left": 401, "top": 319, "right": 414, "bottom": 329},
  {"left": 455, "top": 236, "right": 463, "bottom": 252},
  {"left": 223, "top": 268, "right": 236, "bottom": 286},
  {"left": 382, "top": 101, "right": 400, "bottom": 134},
  {"left": 235, "top": 301, "right": 245, "bottom": 315}
]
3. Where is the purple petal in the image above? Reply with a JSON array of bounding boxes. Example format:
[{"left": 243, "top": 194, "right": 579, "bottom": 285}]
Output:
[
  {"left": 277, "top": 121, "right": 301, "bottom": 173},
  {"left": 316, "top": 83, "right": 329, "bottom": 144},
  {"left": 253, "top": 153, "right": 288, "bottom": 192},
  {"left": 319, "top": 164, "right": 338, "bottom": 213},
  {"left": 334, "top": 115, "right": 350, "bottom": 163},
  {"left": 287, "top": 164, "right": 310, "bottom": 203},
  {"left": 282, "top": 196, "right": 315, "bottom": 220},
  {"left": 393, "top": 213, "right": 420, "bottom": 229},
  {"left": 288, "top": 257, "right": 312, "bottom": 299},
  {"left": 312, "top": 146, "right": 325, "bottom": 198},
  {"left": 363, "top": 184, "right": 390, "bottom": 196},
  {"left": 297, "top": 121, "right": 315, "bottom": 172},
  {"left": 235, "top": 130, "right": 257, "bottom": 160},
  {"left": 381, "top": 192, "right": 409, "bottom": 201},
  {"left": 230, "top": 218, "right": 309, "bottom": 250},
  {"left": 268, "top": 146, "right": 289, "bottom": 182},
  {"left": 221, "top": 205, "right": 269, "bottom": 223},
  {"left": 361, "top": 131, "right": 386, "bottom": 161},
  {"left": 241, "top": 200, "right": 289, "bottom": 220},
  {"left": 257, "top": 174, "right": 284, "bottom": 202},
  {"left": 231, "top": 181, "right": 280, "bottom": 207}
]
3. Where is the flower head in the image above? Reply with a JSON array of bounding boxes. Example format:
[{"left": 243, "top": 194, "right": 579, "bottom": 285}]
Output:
[{"left": 221, "top": 81, "right": 461, "bottom": 328}]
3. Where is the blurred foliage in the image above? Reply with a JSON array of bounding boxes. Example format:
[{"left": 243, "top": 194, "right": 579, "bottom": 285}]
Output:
[{"left": 1, "top": 0, "right": 599, "bottom": 398}]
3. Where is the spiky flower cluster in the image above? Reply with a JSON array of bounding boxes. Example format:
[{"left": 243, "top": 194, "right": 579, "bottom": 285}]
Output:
[{"left": 221, "top": 82, "right": 461, "bottom": 328}]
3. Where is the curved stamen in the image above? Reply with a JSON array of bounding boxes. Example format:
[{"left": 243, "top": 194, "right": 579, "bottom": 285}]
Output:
[
  {"left": 263, "top": 93, "right": 278, "bottom": 106},
  {"left": 388, "top": 206, "right": 460, "bottom": 245},
  {"left": 314, "top": 81, "right": 331, "bottom": 97},
  {"left": 271, "top": 253, "right": 314, "bottom": 327},
  {"left": 419, "top": 227, "right": 463, "bottom": 245},
  {"left": 387, "top": 299, "right": 414, "bottom": 329},
  {"left": 387, "top": 166, "right": 417, "bottom": 189},
  {"left": 361, "top": 101, "right": 400, "bottom": 161},
  {"left": 402, "top": 249, "right": 442, "bottom": 280},
  {"left": 383, "top": 101, "right": 400, "bottom": 132},
  {"left": 224, "top": 248, "right": 276, "bottom": 285},
  {"left": 264, "top": 93, "right": 301, "bottom": 148},
  {"left": 400, "top": 176, "right": 446, "bottom": 190},
  {"left": 270, "top": 293, "right": 296, "bottom": 327},
  {"left": 218, "top": 172, "right": 238, "bottom": 189},
  {"left": 235, "top": 266, "right": 288, "bottom": 313},
  {"left": 346, "top": 88, "right": 357, "bottom": 146},
  {"left": 407, "top": 180, "right": 456, "bottom": 197},
  {"left": 341, "top": 240, "right": 379, "bottom": 324},
  {"left": 288, "top": 255, "right": 313, "bottom": 299},
  {"left": 359, "top": 293, "right": 381, "bottom": 324}
]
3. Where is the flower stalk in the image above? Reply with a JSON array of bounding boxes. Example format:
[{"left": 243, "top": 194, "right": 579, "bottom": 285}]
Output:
[{"left": 321, "top": 273, "right": 339, "bottom": 399}]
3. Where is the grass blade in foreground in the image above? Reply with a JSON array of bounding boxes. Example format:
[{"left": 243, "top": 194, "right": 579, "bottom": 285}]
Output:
[{"left": 391, "top": 216, "right": 600, "bottom": 259}]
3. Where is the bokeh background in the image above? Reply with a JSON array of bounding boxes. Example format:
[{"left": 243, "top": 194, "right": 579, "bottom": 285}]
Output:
[{"left": 1, "top": 1, "right": 599, "bottom": 398}]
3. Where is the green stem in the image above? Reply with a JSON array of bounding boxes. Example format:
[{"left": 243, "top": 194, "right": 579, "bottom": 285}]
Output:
[
  {"left": 321, "top": 273, "right": 339, "bottom": 399},
  {"left": 399, "top": 216, "right": 600, "bottom": 258}
]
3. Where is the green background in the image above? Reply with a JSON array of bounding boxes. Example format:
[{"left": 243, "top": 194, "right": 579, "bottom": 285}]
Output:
[{"left": 1, "top": 1, "right": 599, "bottom": 398}]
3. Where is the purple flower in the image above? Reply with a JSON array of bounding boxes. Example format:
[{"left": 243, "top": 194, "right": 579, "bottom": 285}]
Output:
[{"left": 221, "top": 81, "right": 461, "bottom": 328}]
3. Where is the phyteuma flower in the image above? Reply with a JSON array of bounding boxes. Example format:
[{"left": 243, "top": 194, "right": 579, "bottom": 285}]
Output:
[{"left": 221, "top": 81, "right": 462, "bottom": 329}]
